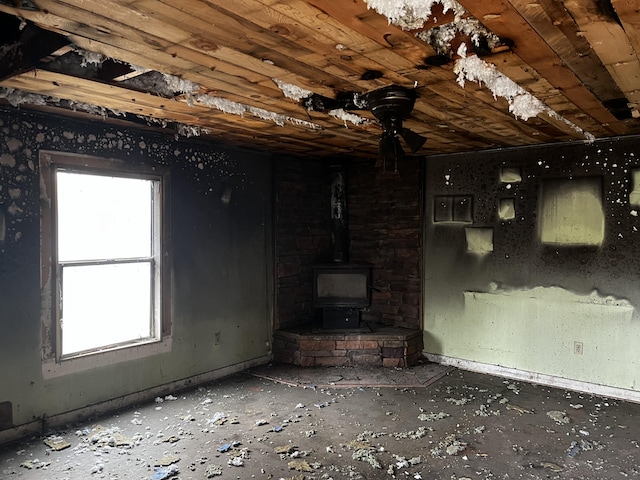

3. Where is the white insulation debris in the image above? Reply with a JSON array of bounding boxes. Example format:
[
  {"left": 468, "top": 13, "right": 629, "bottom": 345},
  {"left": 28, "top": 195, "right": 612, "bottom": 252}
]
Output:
[
  {"left": 454, "top": 44, "right": 544, "bottom": 121},
  {"left": 272, "top": 78, "right": 313, "bottom": 102},
  {"left": 0, "top": 87, "right": 125, "bottom": 119},
  {"left": 328, "top": 108, "right": 371, "bottom": 127},
  {"left": 364, "top": 0, "right": 466, "bottom": 30},
  {"left": 453, "top": 45, "right": 594, "bottom": 142},
  {"left": 74, "top": 48, "right": 106, "bottom": 67},
  {"left": 0, "top": 87, "right": 47, "bottom": 108},
  {"left": 162, "top": 73, "right": 200, "bottom": 95},
  {"left": 194, "top": 94, "right": 321, "bottom": 129},
  {"left": 417, "top": 18, "right": 502, "bottom": 56},
  {"left": 176, "top": 124, "right": 211, "bottom": 138}
]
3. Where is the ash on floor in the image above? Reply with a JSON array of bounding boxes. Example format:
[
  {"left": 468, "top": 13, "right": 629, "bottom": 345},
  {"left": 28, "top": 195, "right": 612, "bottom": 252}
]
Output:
[{"left": 1, "top": 365, "right": 639, "bottom": 479}]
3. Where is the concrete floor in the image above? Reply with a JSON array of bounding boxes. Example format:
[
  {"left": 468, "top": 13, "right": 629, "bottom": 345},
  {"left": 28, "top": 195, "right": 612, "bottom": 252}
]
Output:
[{"left": 1, "top": 361, "right": 639, "bottom": 479}]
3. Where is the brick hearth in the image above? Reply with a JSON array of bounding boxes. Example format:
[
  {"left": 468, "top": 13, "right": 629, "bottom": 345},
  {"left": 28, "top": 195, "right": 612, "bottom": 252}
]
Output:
[{"left": 273, "top": 325, "right": 423, "bottom": 368}]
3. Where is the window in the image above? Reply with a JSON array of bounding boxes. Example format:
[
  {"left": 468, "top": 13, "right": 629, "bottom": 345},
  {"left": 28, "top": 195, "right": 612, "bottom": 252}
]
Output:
[{"left": 40, "top": 151, "right": 170, "bottom": 372}]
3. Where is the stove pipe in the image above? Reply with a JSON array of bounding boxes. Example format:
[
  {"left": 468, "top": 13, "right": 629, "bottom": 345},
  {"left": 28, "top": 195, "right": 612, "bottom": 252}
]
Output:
[{"left": 330, "top": 164, "right": 349, "bottom": 263}]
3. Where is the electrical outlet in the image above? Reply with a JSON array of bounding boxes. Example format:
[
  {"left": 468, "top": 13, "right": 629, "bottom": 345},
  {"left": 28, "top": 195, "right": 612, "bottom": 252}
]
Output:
[
  {"left": 214, "top": 332, "right": 222, "bottom": 345},
  {"left": 574, "top": 341, "right": 583, "bottom": 355}
]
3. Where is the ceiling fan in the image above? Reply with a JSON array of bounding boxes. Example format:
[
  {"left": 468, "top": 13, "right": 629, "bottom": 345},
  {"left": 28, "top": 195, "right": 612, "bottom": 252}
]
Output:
[
  {"left": 365, "top": 85, "right": 427, "bottom": 170},
  {"left": 302, "top": 84, "right": 427, "bottom": 169}
]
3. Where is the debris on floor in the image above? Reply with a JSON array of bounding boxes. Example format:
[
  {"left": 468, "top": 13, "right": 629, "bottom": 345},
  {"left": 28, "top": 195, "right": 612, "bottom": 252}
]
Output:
[
  {"left": 287, "top": 459, "right": 313, "bottom": 472},
  {"left": 204, "top": 464, "right": 223, "bottom": 477},
  {"left": 547, "top": 409, "right": 571, "bottom": 424},
  {"left": 43, "top": 435, "right": 71, "bottom": 451},
  {"left": 151, "top": 464, "right": 179, "bottom": 480},
  {"left": 154, "top": 454, "right": 180, "bottom": 466},
  {"left": 1, "top": 365, "right": 639, "bottom": 479}
]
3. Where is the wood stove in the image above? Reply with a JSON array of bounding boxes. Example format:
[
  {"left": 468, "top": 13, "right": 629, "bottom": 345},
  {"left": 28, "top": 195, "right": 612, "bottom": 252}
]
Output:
[{"left": 313, "top": 264, "right": 371, "bottom": 329}]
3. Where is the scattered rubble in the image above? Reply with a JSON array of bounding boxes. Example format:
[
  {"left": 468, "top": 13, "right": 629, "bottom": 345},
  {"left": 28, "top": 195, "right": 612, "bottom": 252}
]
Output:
[
  {"left": 0, "top": 367, "right": 635, "bottom": 479},
  {"left": 418, "top": 411, "right": 450, "bottom": 421},
  {"left": 288, "top": 459, "right": 314, "bottom": 472},
  {"left": 43, "top": 435, "right": 71, "bottom": 451},
  {"left": 204, "top": 464, "right": 223, "bottom": 477},
  {"left": 547, "top": 410, "right": 571, "bottom": 425}
]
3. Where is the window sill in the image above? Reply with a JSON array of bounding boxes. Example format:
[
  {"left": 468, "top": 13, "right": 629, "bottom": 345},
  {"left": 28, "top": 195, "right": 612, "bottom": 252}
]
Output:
[{"left": 42, "top": 337, "right": 172, "bottom": 379}]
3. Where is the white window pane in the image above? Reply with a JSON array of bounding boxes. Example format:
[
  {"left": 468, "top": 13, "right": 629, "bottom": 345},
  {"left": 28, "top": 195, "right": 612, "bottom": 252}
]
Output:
[
  {"left": 57, "top": 172, "right": 152, "bottom": 261},
  {"left": 61, "top": 263, "right": 153, "bottom": 355}
]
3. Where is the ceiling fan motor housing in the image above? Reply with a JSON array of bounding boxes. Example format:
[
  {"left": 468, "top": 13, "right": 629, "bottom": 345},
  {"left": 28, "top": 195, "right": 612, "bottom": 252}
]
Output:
[{"left": 367, "top": 85, "right": 417, "bottom": 125}]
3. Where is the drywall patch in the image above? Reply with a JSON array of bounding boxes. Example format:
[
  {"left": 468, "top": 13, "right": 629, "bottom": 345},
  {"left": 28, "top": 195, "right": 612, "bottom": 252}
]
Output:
[
  {"left": 465, "top": 227, "right": 493, "bottom": 253},
  {"left": 539, "top": 177, "right": 605, "bottom": 246},
  {"left": 629, "top": 169, "right": 640, "bottom": 206},
  {"left": 500, "top": 167, "right": 521, "bottom": 183},
  {"left": 498, "top": 199, "right": 515, "bottom": 220}
]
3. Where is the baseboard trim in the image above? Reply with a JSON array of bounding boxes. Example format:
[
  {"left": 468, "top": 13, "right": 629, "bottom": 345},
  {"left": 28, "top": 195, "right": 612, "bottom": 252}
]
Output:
[
  {"left": 424, "top": 352, "right": 640, "bottom": 404},
  {"left": 0, "top": 354, "right": 272, "bottom": 447}
]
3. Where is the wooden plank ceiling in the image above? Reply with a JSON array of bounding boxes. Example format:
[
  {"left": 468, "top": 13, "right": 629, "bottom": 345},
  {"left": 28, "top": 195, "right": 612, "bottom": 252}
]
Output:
[{"left": 0, "top": 0, "right": 638, "bottom": 159}]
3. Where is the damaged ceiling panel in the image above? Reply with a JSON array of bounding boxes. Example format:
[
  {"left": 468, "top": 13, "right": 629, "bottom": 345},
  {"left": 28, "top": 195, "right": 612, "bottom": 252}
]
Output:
[{"left": 0, "top": 0, "right": 638, "bottom": 158}]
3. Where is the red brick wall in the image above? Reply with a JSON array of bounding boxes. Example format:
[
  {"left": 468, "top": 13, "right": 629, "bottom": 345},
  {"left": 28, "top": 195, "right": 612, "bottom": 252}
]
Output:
[
  {"left": 348, "top": 159, "right": 423, "bottom": 329},
  {"left": 275, "top": 157, "right": 423, "bottom": 330},
  {"left": 274, "top": 158, "right": 331, "bottom": 329}
]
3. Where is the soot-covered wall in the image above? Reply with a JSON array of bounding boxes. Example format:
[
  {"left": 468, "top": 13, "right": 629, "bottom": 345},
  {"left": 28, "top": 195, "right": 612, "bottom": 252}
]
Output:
[
  {"left": 424, "top": 137, "right": 640, "bottom": 396},
  {"left": 0, "top": 107, "right": 272, "bottom": 441}
]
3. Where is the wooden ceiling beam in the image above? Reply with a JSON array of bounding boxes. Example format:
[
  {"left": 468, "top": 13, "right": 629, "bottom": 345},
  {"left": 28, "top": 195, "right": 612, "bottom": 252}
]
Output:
[
  {"left": 508, "top": 0, "right": 625, "bottom": 104},
  {"left": 457, "top": 0, "right": 625, "bottom": 135},
  {"left": 562, "top": 0, "right": 640, "bottom": 100}
]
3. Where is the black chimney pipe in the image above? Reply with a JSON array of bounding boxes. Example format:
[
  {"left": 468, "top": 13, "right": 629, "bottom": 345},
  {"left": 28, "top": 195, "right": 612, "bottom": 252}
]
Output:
[{"left": 330, "top": 164, "right": 348, "bottom": 263}]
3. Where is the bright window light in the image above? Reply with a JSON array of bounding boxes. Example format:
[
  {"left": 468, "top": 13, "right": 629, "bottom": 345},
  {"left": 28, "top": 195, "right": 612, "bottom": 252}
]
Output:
[{"left": 55, "top": 170, "right": 161, "bottom": 356}]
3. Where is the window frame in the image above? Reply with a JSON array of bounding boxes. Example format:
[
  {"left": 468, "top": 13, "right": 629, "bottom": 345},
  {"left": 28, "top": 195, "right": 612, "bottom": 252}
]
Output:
[{"left": 40, "top": 150, "right": 171, "bottom": 377}]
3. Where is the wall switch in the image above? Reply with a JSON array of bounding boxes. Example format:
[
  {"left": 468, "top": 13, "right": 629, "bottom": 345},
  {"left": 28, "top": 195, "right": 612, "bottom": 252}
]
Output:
[{"left": 574, "top": 341, "right": 583, "bottom": 355}]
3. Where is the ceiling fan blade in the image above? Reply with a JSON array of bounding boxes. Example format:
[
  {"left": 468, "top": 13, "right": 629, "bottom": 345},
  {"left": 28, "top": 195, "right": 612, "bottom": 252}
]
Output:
[
  {"left": 378, "top": 135, "right": 405, "bottom": 162},
  {"left": 400, "top": 128, "right": 427, "bottom": 153}
]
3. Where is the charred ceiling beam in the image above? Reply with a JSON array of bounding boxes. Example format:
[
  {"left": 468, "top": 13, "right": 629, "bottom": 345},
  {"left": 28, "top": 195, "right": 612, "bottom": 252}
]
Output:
[
  {"left": 0, "top": 13, "right": 70, "bottom": 82},
  {"left": 0, "top": 0, "right": 38, "bottom": 10}
]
